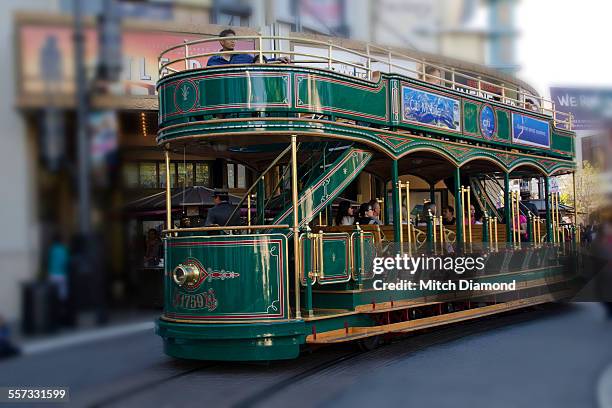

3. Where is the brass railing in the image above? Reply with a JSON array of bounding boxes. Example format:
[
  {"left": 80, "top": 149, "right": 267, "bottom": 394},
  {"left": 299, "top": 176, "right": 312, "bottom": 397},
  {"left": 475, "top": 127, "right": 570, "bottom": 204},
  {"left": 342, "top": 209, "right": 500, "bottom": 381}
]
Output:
[{"left": 159, "top": 34, "right": 573, "bottom": 130}]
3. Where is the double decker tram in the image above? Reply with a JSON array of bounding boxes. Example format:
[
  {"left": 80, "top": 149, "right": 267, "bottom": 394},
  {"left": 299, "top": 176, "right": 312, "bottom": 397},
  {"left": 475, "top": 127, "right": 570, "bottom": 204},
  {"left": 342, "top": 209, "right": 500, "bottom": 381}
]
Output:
[{"left": 155, "top": 34, "right": 579, "bottom": 361}]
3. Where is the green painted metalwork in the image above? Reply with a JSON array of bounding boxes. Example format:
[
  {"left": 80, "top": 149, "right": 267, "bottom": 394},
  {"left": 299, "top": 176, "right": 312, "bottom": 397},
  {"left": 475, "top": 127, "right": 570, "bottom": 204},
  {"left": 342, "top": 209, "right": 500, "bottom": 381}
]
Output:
[
  {"left": 319, "top": 233, "right": 351, "bottom": 284},
  {"left": 164, "top": 234, "right": 289, "bottom": 321},
  {"left": 157, "top": 117, "right": 575, "bottom": 175},
  {"left": 392, "top": 160, "right": 400, "bottom": 242},
  {"left": 272, "top": 148, "right": 373, "bottom": 230},
  {"left": 157, "top": 66, "right": 576, "bottom": 162},
  {"left": 295, "top": 73, "right": 389, "bottom": 123},
  {"left": 463, "top": 101, "right": 480, "bottom": 135},
  {"left": 157, "top": 319, "right": 305, "bottom": 361},
  {"left": 454, "top": 167, "right": 463, "bottom": 244},
  {"left": 504, "top": 173, "right": 512, "bottom": 240},
  {"left": 545, "top": 176, "right": 552, "bottom": 242},
  {"left": 257, "top": 178, "right": 265, "bottom": 224}
]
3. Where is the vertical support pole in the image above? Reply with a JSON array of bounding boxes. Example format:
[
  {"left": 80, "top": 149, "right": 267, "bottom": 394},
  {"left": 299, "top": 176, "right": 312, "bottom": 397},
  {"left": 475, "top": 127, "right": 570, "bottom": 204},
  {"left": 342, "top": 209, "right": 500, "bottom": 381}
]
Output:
[
  {"left": 545, "top": 176, "right": 552, "bottom": 242},
  {"left": 573, "top": 171, "right": 579, "bottom": 243},
  {"left": 258, "top": 35, "right": 264, "bottom": 64},
  {"left": 556, "top": 192, "right": 562, "bottom": 244},
  {"left": 383, "top": 182, "right": 389, "bottom": 225},
  {"left": 397, "top": 181, "right": 404, "bottom": 245},
  {"left": 427, "top": 210, "right": 434, "bottom": 252},
  {"left": 466, "top": 186, "right": 472, "bottom": 244},
  {"left": 504, "top": 173, "right": 512, "bottom": 243},
  {"left": 454, "top": 167, "right": 463, "bottom": 245},
  {"left": 429, "top": 184, "right": 435, "bottom": 204},
  {"left": 291, "top": 135, "right": 301, "bottom": 319},
  {"left": 438, "top": 216, "right": 444, "bottom": 252},
  {"left": 184, "top": 40, "right": 189, "bottom": 70},
  {"left": 405, "top": 182, "right": 412, "bottom": 248},
  {"left": 327, "top": 41, "right": 333, "bottom": 70},
  {"left": 551, "top": 190, "right": 557, "bottom": 243},
  {"left": 392, "top": 160, "right": 401, "bottom": 243},
  {"left": 483, "top": 212, "right": 489, "bottom": 245},
  {"left": 304, "top": 227, "right": 313, "bottom": 317},
  {"left": 527, "top": 213, "right": 533, "bottom": 243},
  {"left": 512, "top": 191, "right": 519, "bottom": 244},
  {"left": 165, "top": 148, "right": 172, "bottom": 230},
  {"left": 257, "top": 176, "right": 265, "bottom": 224},
  {"left": 247, "top": 194, "right": 251, "bottom": 227}
]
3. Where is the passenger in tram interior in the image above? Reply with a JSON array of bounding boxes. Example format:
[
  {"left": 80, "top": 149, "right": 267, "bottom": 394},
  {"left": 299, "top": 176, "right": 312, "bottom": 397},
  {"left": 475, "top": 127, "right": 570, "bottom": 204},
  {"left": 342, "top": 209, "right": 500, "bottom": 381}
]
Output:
[
  {"left": 368, "top": 198, "right": 382, "bottom": 224},
  {"left": 335, "top": 201, "right": 355, "bottom": 226},
  {"left": 207, "top": 29, "right": 291, "bottom": 66},
  {"left": 423, "top": 65, "right": 444, "bottom": 86},
  {"left": 205, "top": 190, "right": 240, "bottom": 227},
  {"left": 442, "top": 205, "right": 456, "bottom": 225},
  {"left": 356, "top": 203, "right": 381, "bottom": 225},
  {"left": 465, "top": 204, "right": 483, "bottom": 225}
]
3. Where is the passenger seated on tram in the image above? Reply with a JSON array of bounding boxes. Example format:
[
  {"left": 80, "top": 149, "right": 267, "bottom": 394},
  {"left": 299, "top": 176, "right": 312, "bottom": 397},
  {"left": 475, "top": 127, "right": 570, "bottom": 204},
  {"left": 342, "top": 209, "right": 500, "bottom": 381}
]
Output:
[
  {"left": 205, "top": 190, "right": 241, "bottom": 227},
  {"left": 423, "top": 65, "right": 444, "bottom": 86},
  {"left": 442, "top": 205, "right": 456, "bottom": 225},
  {"left": 356, "top": 202, "right": 381, "bottom": 225},
  {"left": 368, "top": 198, "right": 382, "bottom": 224},
  {"left": 335, "top": 201, "right": 355, "bottom": 226},
  {"left": 207, "top": 29, "right": 291, "bottom": 66},
  {"left": 465, "top": 204, "right": 483, "bottom": 225}
]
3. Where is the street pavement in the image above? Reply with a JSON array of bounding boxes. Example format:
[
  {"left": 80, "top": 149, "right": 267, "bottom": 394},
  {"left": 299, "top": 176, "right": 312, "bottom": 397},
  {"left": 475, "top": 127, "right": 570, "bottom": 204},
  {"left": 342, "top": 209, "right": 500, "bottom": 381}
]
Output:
[{"left": 0, "top": 303, "right": 610, "bottom": 408}]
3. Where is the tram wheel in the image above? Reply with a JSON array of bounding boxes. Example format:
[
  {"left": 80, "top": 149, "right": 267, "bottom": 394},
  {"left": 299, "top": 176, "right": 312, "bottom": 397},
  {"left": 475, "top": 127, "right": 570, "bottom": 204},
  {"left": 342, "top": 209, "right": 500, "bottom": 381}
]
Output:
[{"left": 358, "top": 335, "right": 381, "bottom": 351}]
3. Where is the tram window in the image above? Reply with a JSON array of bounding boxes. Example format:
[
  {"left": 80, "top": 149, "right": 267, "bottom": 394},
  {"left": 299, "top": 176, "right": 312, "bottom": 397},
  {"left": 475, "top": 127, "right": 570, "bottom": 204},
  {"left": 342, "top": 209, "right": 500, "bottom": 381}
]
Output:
[
  {"left": 139, "top": 163, "right": 157, "bottom": 188},
  {"left": 177, "top": 163, "right": 194, "bottom": 187},
  {"left": 195, "top": 163, "right": 211, "bottom": 186}
]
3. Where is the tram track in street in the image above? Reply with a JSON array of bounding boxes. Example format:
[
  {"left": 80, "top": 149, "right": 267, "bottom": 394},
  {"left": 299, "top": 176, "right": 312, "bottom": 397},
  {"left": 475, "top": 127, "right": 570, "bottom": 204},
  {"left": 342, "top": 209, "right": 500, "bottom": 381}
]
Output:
[
  {"left": 75, "top": 304, "right": 569, "bottom": 407},
  {"left": 231, "top": 304, "right": 569, "bottom": 408}
]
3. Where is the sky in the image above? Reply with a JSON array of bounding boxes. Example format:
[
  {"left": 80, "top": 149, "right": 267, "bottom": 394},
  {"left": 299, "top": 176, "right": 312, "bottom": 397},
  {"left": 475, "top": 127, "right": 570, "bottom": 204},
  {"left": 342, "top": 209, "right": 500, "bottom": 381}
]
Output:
[{"left": 517, "top": 0, "right": 612, "bottom": 98}]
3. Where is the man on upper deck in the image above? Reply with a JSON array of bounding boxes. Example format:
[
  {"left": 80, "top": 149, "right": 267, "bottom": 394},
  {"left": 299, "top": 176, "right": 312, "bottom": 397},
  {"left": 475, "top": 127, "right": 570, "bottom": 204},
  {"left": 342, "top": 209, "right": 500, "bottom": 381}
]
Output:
[{"left": 207, "top": 29, "right": 290, "bottom": 66}]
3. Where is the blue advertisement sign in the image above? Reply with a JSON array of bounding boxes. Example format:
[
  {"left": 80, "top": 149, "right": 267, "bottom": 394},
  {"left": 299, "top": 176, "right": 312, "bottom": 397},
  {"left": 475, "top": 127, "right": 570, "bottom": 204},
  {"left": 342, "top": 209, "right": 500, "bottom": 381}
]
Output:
[
  {"left": 402, "top": 86, "right": 460, "bottom": 131},
  {"left": 480, "top": 105, "right": 495, "bottom": 139},
  {"left": 512, "top": 113, "right": 550, "bottom": 149},
  {"left": 550, "top": 87, "right": 612, "bottom": 131}
]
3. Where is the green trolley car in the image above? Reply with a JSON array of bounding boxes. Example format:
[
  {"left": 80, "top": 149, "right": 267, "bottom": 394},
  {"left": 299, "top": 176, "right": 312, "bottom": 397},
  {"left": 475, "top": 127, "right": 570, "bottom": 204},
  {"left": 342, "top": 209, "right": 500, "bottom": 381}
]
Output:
[{"left": 155, "top": 33, "right": 579, "bottom": 361}]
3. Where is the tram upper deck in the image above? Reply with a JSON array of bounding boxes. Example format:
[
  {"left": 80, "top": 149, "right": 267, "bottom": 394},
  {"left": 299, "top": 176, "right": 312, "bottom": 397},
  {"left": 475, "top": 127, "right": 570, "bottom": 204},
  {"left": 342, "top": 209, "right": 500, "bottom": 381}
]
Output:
[{"left": 156, "top": 34, "right": 575, "bottom": 170}]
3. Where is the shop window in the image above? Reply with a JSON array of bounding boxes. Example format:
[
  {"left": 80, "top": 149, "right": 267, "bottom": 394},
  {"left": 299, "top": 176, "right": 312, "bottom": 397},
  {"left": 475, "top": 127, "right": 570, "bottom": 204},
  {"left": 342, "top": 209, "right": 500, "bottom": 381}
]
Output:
[
  {"left": 237, "top": 164, "right": 246, "bottom": 188},
  {"left": 177, "top": 163, "right": 194, "bottom": 187},
  {"left": 123, "top": 162, "right": 139, "bottom": 188},
  {"left": 139, "top": 162, "right": 157, "bottom": 188},
  {"left": 227, "top": 163, "right": 235, "bottom": 189},
  {"left": 159, "top": 163, "right": 176, "bottom": 189},
  {"left": 195, "top": 163, "right": 211, "bottom": 186}
]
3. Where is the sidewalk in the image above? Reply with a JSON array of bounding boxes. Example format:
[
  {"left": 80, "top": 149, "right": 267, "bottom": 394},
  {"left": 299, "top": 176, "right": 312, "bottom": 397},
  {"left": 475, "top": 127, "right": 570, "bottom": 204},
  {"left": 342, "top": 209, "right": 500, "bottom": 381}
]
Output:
[{"left": 9, "top": 310, "right": 159, "bottom": 356}]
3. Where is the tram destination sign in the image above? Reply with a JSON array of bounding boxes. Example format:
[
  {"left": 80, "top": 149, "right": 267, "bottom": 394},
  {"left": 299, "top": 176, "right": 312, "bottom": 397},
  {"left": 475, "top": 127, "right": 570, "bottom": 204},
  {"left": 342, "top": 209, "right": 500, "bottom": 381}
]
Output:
[
  {"left": 401, "top": 85, "right": 461, "bottom": 132},
  {"left": 511, "top": 113, "right": 550, "bottom": 149}
]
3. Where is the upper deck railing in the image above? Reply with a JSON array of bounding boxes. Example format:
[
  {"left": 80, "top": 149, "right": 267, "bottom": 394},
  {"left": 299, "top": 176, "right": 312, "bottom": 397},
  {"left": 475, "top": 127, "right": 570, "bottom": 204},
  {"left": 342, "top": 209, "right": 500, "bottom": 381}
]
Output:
[{"left": 158, "top": 35, "right": 573, "bottom": 131}]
